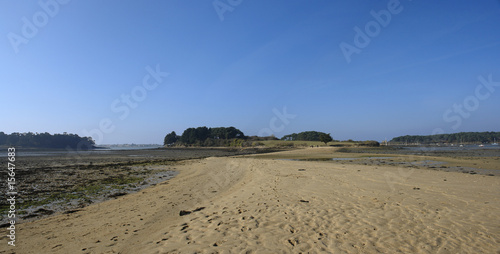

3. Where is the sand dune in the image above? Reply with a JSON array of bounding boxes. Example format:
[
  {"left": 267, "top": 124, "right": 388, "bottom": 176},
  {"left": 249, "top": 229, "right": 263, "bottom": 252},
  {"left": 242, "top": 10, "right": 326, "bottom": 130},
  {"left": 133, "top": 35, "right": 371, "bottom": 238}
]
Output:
[{"left": 1, "top": 149, "right": 499, "bottom": 253}]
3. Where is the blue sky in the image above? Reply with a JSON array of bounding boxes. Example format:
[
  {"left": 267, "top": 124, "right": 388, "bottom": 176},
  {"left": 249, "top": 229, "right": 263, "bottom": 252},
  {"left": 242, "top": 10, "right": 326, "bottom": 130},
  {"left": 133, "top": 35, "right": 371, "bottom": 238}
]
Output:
[{"left": 1, "top": 0, "right": 499, "bottom": 144}]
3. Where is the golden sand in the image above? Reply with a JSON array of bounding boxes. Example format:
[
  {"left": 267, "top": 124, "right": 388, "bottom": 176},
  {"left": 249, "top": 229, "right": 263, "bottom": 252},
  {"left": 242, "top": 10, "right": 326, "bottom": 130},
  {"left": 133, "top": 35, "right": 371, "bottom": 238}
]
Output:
[{"left": 2, "top": 148, "right": 499, "bottom": 253}]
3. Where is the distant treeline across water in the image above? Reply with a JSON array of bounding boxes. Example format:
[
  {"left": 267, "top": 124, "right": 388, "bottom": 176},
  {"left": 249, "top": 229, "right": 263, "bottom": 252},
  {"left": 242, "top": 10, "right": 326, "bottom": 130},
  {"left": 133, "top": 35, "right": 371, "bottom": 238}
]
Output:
[
  {"left": 391, "top": 131, "right": 500, "bottom": 144},
  {"left": 0, "top": 132, "right": 95, "bottom": 149}
]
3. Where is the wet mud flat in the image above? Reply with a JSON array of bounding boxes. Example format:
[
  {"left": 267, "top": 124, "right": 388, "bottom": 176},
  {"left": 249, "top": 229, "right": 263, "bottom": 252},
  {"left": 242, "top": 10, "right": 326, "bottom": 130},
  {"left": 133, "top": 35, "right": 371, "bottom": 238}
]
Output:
[
  {"left": 328, "top": 157, "right": 499, "bottom": 176},
  {"left": 324, "top": 147, "right": 500, "bottom": 176},
  {"left": 0, "top": 147, "right": 277, "bottom": 225},
  {"left": 337, "top": 146, "right": 500, "bottom": 158},
  {"left": 260, "top": 146, "right": 500, "bottom": 177}
]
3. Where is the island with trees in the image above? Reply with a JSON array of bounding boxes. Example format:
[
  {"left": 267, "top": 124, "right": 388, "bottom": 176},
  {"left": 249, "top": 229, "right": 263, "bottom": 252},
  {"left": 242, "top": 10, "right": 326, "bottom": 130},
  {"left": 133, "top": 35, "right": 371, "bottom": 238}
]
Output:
[
  {"left": 164, "top": 128, "right": 348, "bottom": 147},
  {"left": 390, "top": 131, "right": 500, "bottom": 145},
  {"left": 281, "top": 131, "right": 333, "bottom": 142},
  {"left": 0, "top": 132, "right": 95, "bottom": 149},
  {"left": 164, "top": 126, "right": 247, "bottom": 147}
]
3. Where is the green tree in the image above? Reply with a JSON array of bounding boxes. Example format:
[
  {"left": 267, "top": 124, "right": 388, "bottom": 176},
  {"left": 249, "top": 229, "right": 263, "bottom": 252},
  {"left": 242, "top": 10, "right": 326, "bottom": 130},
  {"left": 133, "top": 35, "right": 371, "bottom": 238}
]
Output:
[
  {"left": 0, "top": 132, "right": 7, "bottom": 145},
  {"left": 195, "top": 126, "right": 210, "bottom": 141},
  {"left": 180, "top": 128, "right": 197, "bottom": 144},
  {"left": 164, "top": 131, "right": 179, "bottom": 145},
  {"left": 319, "top": 133, "right": 333, "bottom": 145}
]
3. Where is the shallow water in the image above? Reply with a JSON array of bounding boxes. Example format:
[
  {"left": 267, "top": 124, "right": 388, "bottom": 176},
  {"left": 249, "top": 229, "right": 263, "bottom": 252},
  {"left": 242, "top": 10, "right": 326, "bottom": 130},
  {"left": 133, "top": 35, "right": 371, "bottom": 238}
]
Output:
[
  {"left": 411, "top": 160, "right": 446, "bottom": 166},
  {"left": 402, "top": 145, "right": 500, "bottom": 151},
  {"left": 281, "top": 157, "right": 395, "bottom": 161}
]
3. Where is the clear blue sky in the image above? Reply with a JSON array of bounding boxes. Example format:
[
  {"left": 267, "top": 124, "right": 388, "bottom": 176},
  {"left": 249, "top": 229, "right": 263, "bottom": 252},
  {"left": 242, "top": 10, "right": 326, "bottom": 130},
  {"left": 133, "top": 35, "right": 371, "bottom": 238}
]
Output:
[{"left": 1, "top": 0, "right": 500, "bottom": 144}]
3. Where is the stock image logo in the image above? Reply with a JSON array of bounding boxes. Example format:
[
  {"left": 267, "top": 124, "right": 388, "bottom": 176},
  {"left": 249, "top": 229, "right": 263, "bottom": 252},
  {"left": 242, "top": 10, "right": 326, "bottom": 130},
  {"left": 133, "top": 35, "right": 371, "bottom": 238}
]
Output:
[{"left": 7, "top": 0, "right": 70, "bottom": 54}]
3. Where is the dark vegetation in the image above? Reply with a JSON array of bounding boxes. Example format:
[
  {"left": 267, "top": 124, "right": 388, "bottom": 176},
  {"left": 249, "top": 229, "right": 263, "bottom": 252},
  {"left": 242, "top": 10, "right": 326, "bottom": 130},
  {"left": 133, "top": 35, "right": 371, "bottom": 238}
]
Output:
[
  {"left": 319, "top": 133, "right": 333, "bottom": 145},
  {"left": 165, "top": 126, "right": 286, "bottom": 147},
  {"left": 391, "top": 132, "right": 500, "bottom": 144},
  {"left": 0, "top": 132, "right": 95, "bottom": 149},
  {"left": 358, "top": 140, "right": 381, "bottom": 147},
  {"left": 281, "top": 131, "right": 333, "bottom": 141},
  {"left": 164, "top": 127, "right": 248, "bottom": 147},
  {"left": 164, "top": 127, "right": 385, "bottom": 148},
  {"left": 164, "top": 128, "right": 340, "bottom": 147}
]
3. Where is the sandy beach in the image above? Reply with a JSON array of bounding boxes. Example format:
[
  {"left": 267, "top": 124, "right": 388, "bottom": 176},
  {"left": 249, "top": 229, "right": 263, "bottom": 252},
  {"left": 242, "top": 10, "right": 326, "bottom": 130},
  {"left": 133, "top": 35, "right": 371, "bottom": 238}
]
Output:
[{"left": 1, "top": 148, "right": 499, "bottom": 253}]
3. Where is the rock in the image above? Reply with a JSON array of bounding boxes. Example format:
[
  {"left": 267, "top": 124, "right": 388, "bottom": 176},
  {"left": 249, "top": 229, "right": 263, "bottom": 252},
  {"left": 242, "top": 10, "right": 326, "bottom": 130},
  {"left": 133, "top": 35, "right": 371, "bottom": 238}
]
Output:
[
  {"left": 179, "top": 210, "right": 191, "bottom": 216},
  {"left": 193, "top": 207, "right": 205, "bottom": 212}
]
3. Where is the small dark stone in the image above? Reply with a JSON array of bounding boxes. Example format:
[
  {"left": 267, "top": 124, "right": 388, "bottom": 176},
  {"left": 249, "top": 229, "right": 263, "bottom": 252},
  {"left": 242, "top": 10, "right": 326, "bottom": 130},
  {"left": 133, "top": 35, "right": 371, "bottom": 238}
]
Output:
[
  {"left": 180, "top": 223, "right": 189, "bottom": 231},
  {"left": 298, "top": 169, "right": 306, "bottom": 171},
  {"left": 193, "top": 207, "right": 205, "bottom": 212},
  {"left": 179, "top": 210, "right": 192, "bottom": 216},
  {"left": 299, "top": 200, "right": 309, "bottom": 203}
]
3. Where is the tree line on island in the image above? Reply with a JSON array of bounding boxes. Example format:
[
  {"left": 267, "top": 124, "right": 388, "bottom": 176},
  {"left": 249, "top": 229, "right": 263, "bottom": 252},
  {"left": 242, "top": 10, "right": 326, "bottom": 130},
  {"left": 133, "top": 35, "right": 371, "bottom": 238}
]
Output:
[
  {"left": 0, "top": 132, "right": 95, "bottom": 149},
  {"left": 164, "top": 127, "right": 246, "bottom": 147},
  {"left": 164, "top": 127, "right": 337, "bottom": 147},
  {"left": 390, "top": 131, "right": 500, "bottom": 144},
  {"left": 281, "top": 131, "right": 333, "bottom": 144}
]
